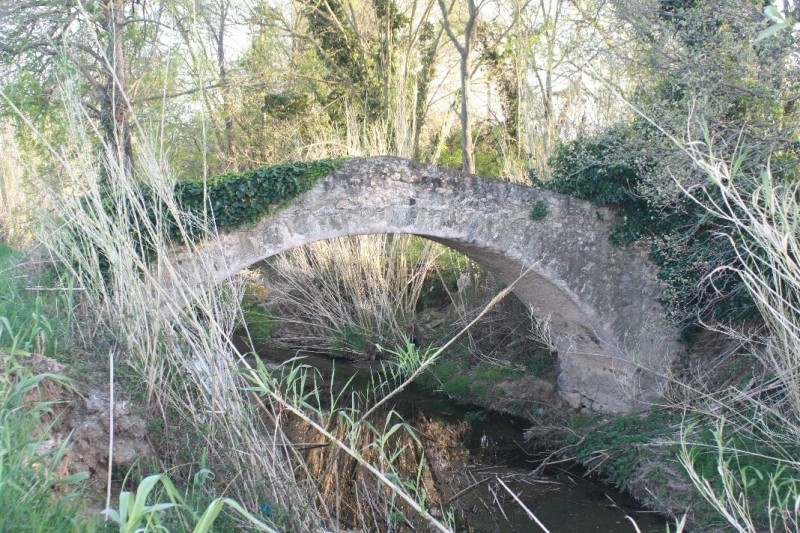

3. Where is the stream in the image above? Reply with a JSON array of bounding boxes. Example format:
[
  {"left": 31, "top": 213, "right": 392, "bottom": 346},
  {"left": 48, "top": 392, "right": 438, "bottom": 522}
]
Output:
[{"left": 247, "top": 343, "right": 667, "bottom": 533}]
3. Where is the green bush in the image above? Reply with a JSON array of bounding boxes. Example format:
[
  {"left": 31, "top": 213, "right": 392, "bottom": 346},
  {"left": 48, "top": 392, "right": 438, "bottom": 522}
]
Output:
[
  {"left": 425, "top": 359, "right": 459, "bottom": 385},
  {"left": 420, "top": 358, "right": 517, "bottom": 403},
  {"left": 438, "top": 126, "right": 505, "bottom": 178},
  {"left": 442, "top": 375, "right": 471, "bottom": 397},
  {"left": 542, "top": 127, "right": 758, "bottom": 326},
  {"left": 572, "top": 411, "right": 676, "bottom": 486},
  {"left": 528, "top": 200, "right": 547, "bottom": 221},
  {"left": 543, "top": 126, "right": 662, "bottom": 245},
  {"left": 474, "top": 362, "right": 514, "bottom": 384},
  {"left": 422, "top": 359, "right": 472, "bottom": 397},
  {"left": 464, "top": 410, "right": 487, "bottom": 423},
  {"left": 523, "top": 350, "right": 558, "bottom": 380},
  {"left": 241, "top": 298, "right": 275, "bottom": 340}
]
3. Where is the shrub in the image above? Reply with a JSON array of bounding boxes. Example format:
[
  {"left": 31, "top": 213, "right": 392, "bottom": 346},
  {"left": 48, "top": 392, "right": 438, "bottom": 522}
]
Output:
[
  {"left": 241, "top": 289, "right": 275, "bottom": 340},
  {"left": 544, "top": 126, "right": 662, "bottom": 245},
  {"left": 523, "top": 350, "right": 558, "bottom": 380},
  {"left": 544, "top": 127, "right": 759, "bottom": 326},
  {"left": 573, "top": 410, "right": 675, "bottom": 487},
  {"left": 474, "top": 361, "right": 513, "bottom": 384},
  {"left": 427, "top": 359, "right": 459, "bottom": 383},
  {"left": 437, "top": 126, "right": 505, "bottom": 178},
  {"left": 528, "top": 200, "right": 548, "bottom": 220},
  {"left": 442, "top": 375, "right": 471, "bottom": 397}
]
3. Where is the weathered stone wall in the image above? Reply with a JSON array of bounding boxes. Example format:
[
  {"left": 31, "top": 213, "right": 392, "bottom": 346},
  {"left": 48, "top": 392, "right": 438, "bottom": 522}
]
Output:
[{"left": 169, "top": 157, "right": 681, "bottom": 412}]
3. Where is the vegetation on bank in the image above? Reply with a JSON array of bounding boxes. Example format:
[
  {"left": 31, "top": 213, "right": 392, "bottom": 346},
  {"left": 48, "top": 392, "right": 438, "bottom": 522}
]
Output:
[
  {"left": 515, "top": 6, "right": 800, "bottom": 529},
  {"left": 541, "top": 126, "right": 759, "bottom": 328},
  {"left": 0, "top": 97, "right": 466, "bottom": 531},
  {"left": 527, "top": 143, "right": 800, "bottom": 530},
  {"left": 0, "top": 362, "right": 93, "bottom": 532},
  {"left": 0, "top": 243, "right": 283, "bottom": 532},
  {"left": 0, "top": 246, "right": 92, "bottom": 532}
]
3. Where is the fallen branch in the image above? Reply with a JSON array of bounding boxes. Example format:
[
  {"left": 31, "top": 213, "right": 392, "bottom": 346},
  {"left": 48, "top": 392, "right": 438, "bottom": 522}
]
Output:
[
  {"left": 446, "top": 476, "right": 491, "bottom": 503},
  {"left": 496, "top": 477, "right": 551, "bottom": 533}
]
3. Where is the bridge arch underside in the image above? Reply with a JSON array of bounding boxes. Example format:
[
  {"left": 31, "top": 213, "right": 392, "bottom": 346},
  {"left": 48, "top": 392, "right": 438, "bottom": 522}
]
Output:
[{"left": 172, "top": 157, "right": 679, "bottom": 412}]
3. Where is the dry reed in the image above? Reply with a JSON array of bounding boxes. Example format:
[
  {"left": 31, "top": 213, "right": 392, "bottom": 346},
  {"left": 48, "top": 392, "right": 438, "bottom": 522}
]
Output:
[{"left": 267, "top": 234, "right": 441, "bottom": 358}]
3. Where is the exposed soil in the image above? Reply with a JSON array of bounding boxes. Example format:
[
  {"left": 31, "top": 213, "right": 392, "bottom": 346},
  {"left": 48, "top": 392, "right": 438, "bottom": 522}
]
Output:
[{"left": 19, "top": 354, "right": 153, "bottom": 510}]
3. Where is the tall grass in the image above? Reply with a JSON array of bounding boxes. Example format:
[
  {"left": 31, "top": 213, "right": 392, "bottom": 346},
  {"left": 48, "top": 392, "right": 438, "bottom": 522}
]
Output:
[
  {"left": 266, "top": 234, "right": 441, "bottom": 357},
  {"left": 0, "top": 122, "right": 34, "bottom": 246},
  {"left": 248, "top": 347, "right": 441, "bottom": 530},
  {"left": 0, "top": 12, "right": 519, "bottom": 528},
  {"left": 0, "top": 359, "right": 92, "bottom": 532},
  {"left": 102, "top": 471, "right": 278, "bottom": 533},
  {"left": 0, "top": 244, "right": 57, "bottom": 357},
  {"left": 673, "top": 137, "right": 800, "bottom": 531},
  {"left": 246, "top": 284, "right": 516, "bottom": 532},
  {"left": 8, "top": 71, "right": 483, "bottom": 530},
  {"left": 0, "top": 238, "right": 91, "bottom": 532},
  {"left": 19, "top": 79, "right": 331, "bottom": 528}
]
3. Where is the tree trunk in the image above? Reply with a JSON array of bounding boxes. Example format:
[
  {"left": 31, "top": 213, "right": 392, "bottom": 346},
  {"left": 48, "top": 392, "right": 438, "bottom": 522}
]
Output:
[
  {"left": 438, "top": 0, "right": 478, "bottom": 174},
  {"left": 101, "top": 0, "right": 134, "bottom": 176},
  {"left": 216, "top": 1, "right": 233, "bottom": 157},
  {"left": 412, "top": 24, "right": 441, "bottom": 161},
  {"left": 460, "top": 50, "right": 475, "bottom": 174}
]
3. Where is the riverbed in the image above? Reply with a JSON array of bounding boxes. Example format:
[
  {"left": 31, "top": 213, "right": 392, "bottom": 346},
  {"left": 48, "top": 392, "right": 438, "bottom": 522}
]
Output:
[{"left": 248, "top": 343, "right": 667, "bottom": 532}]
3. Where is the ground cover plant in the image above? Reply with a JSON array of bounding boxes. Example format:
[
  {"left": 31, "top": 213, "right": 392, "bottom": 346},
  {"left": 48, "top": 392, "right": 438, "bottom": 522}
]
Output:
[
  {"left": 0, "top": 361, "right": 93, "bottom": 532},
  {"left": 0, "top": 255, "right": 93, "bottom": 532}
]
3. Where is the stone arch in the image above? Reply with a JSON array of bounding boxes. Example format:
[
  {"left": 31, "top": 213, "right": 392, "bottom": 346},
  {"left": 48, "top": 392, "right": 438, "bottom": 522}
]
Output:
[{"left": 169, "top": 157, "right": 680, "bottom": 412}]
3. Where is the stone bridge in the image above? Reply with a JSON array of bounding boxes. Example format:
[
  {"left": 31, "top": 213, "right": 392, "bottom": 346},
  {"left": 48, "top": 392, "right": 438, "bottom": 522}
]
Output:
[{"left": 170, "top": 157, "right": 680, "bottom": 412}]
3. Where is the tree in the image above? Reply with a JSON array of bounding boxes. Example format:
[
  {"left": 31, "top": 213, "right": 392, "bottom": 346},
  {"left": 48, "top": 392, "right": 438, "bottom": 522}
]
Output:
[
  {"left": 547, "top": 0, "right": 800, "bottom": 325},
  {"left": 296, "top": 0, "right": 414, "bottom": 150},
  {"left": 100, "top": 0, "right": 134, "bottom": 174},
  {"left": 508, "top": 0, "right": 629, "bottom": 180},
  {"left": 0, "top": 0, "right": 147, "bottom": 172},
  {"left": 412, "top": 19, "right": 444, "bottom": 160},
  {"left": 166, "top": 0, "right": 245, "bottom": 172},
  {"left": 0, "top": 0, "right": 198, "bottom": 175},
  {"left": 611, "top": 0, "right": 800, "bottom": 202},
  {"left": 437, "top": 0, "right": 528, "bottom": 174},
  {"left": 437, "top": 0, "right": 482, "bottom": 173},
  {"left": 205, "top": 0, "right": 449, "bottom": 163},
  {"left": 203, "top": 0, "right": 236, "bottom": 154}
]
